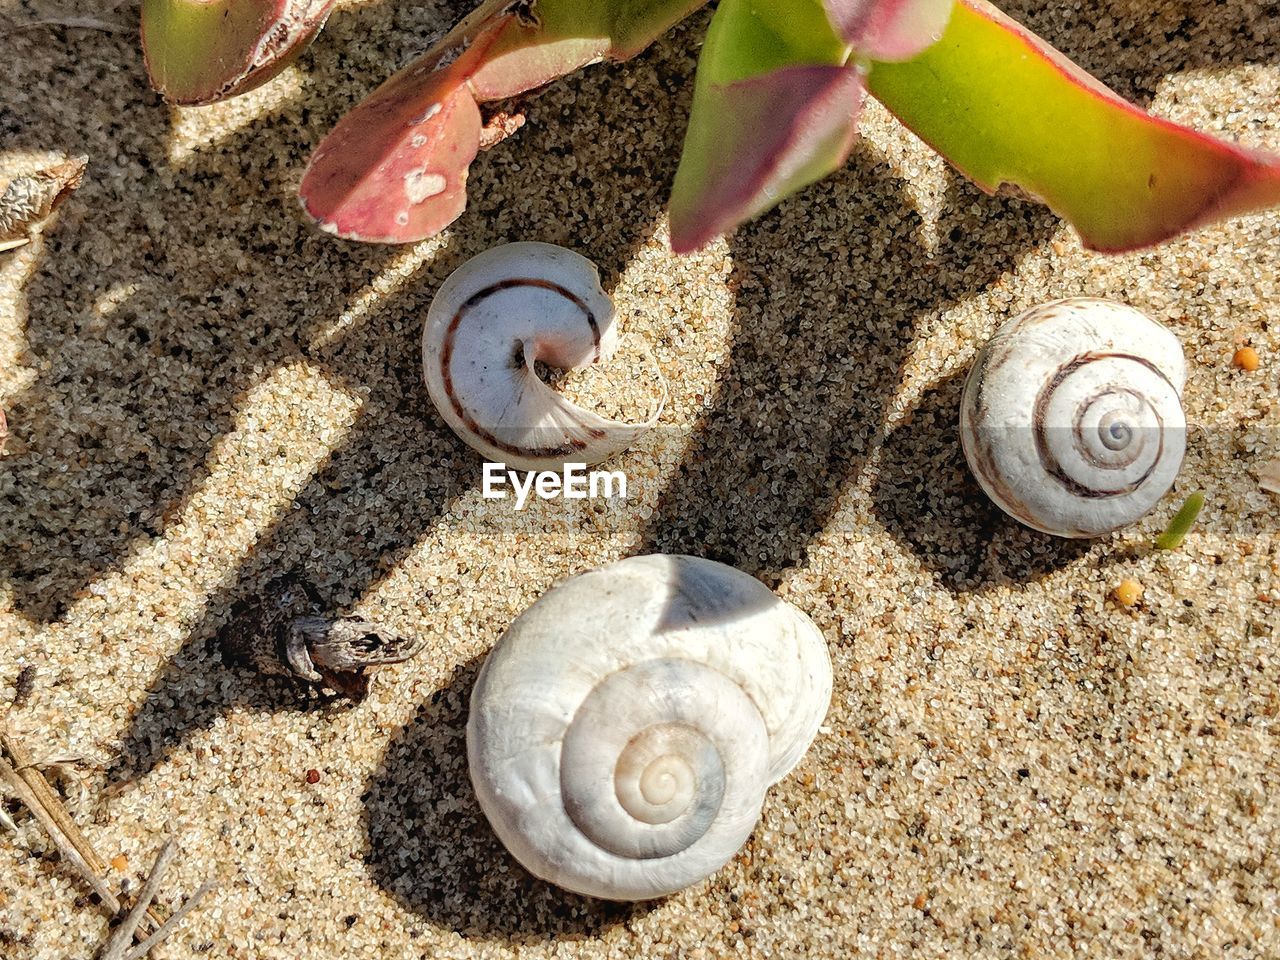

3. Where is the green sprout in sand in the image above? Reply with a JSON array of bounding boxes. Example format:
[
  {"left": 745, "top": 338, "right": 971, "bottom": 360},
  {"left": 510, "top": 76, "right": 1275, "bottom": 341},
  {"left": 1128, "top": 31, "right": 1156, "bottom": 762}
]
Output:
[{"left": 1155, "top": 492, "right": 1206, "bottom": 552}]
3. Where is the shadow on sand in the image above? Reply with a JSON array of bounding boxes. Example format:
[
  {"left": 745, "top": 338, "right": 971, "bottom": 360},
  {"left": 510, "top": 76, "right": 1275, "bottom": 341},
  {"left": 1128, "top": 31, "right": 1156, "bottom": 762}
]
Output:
[
  {"left": 1, "top": 0, "right": 1275, "bottom": 940},
  {"left": 362, "top": 655, "right": 654, "bottom": 943}
]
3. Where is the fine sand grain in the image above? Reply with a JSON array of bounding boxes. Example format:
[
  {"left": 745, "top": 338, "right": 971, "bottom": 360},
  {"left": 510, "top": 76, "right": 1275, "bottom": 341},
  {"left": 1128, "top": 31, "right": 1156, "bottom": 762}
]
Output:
[{"left": 2, "top": 1, "right": 1278, "bottom": 957}]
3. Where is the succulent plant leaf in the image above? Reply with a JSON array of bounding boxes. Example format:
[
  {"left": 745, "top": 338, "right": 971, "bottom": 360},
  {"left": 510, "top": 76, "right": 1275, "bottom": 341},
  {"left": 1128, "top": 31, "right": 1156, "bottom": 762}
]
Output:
[
  {"left": 696, "top": 0, "right": 849, "bottom": 80},
  {"left": 298, "top": 30, "right": 493, "bottom": 243},
  {"left": 668, "top": 0, "right": 861, "bottom": 252},
  {"left": 669, "top": 66, "right": 863, "bottom": 253},
  {"left": 823, "top": 0, "right": 953, "bottom": 61},
  {"left": 141, "top": 0, "right": 335, "bottom": 105},
  {"left": 299, "top": 0, "right": 708, "bottom": 243},
  {"left": 866, "top": 0, "right": 1280, "bottom": 252}
]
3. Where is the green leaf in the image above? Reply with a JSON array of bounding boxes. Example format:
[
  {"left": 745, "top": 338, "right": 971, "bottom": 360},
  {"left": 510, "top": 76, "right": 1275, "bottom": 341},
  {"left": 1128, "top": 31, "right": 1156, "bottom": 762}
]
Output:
[
  {"left": 668, "top": 0, "right": 860, "bottom": 252},
  {"left": 1155, "top": 492, "right": 1205, "bottom": 551},
  {"left": 141, "top": 0, "right": 335, "bottom": 105},
  {"left": 300, "top": 0, "right": 709, "bottom": 243},
  {"left": 462, "top": 0, "right": 713, "bottom": 97},
  {"left": 865, "top": 0, "right": 1280, "bottom": 252}
]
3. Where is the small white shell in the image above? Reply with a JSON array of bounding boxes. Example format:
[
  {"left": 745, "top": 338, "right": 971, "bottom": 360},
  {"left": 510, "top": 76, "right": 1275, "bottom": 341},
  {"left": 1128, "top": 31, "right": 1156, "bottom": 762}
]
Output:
[
  {"left": 960, "top": 298, "right": 1187, "bottom": 538},
  {"left": 466, "top": 554, "right": 832, "bottom": 901},
  {"left": 422, "top": 242, "right": 662, "bottom": 471}
]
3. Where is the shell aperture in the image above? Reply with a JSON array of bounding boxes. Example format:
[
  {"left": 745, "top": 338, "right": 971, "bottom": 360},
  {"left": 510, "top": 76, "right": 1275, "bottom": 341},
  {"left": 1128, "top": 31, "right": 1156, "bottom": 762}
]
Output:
[
  {"left": 422, "top": 242, "right": 663, "bottom": 472},
  {"left": 466, "top": 554, "right": 832, "bottom": 901},
  {"left": 960, "top": 298, "right": 1187, "bottom": 538}
]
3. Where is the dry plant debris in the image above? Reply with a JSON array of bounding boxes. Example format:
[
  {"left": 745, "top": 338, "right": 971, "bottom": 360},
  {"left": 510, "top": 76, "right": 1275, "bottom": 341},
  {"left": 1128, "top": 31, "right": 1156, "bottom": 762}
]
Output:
[
  {"left": 98, "top": 838, "right": 217, "bottom": 960},
  {"left": 0, "top": 722, "right": 215, "bottom": 957},
  {"left": 221, "top": 572, "right": 425, "bottom": 698},
  {"left": 0, "top": 156, "right": 87, "bottom": 252}
]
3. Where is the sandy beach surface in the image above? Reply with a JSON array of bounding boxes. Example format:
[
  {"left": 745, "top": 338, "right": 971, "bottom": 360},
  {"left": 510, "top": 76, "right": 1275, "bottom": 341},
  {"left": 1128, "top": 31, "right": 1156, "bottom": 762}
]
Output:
[{"left": 2, "top": 1, "right": 1278, "bottom": 956}]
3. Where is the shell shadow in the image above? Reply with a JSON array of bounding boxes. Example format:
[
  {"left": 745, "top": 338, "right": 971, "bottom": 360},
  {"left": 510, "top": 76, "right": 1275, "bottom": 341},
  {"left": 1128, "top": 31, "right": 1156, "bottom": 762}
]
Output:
[
  {"left": 868, "top": 368, "right": 1093, "bottom": 592},
  {"left": 100, "top": 13, "right": 704, "bottom": 788},
  {"left": 102, "top": 630, "right": 352, "bottom": 799},
  {"left": 635, "top": 161, "right": 1060, "bottom": 586},
  {"left": 362, "top": 655, "right": 653, "bottom": 942}
]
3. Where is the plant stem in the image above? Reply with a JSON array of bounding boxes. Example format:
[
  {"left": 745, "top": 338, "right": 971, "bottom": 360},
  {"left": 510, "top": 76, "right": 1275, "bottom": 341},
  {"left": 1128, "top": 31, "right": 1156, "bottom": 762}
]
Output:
[
  {"left": 0, "top": 725, "right": 168, "bottom": 938},
  {"left": 101, "top": 838, "right": 178, "bottom": 960},
  {"left": 0, "top": 752, "right": 122, "bottom": 914},
  {"left": 122, "top": 880, "right": 217, "bottom": 960}
]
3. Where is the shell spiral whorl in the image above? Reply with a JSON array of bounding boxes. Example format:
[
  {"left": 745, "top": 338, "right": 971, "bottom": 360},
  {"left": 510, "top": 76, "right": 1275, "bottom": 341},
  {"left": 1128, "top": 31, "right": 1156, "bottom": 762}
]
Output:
[
  {"left": 422, "top": 242, "right": 662, "bottom": 471},
  {"left": 560, "top": 659, "right": 767, "bottom": 862},
  {"left": 961, "top": 299, "right": 1187, "bottom": 538},
  {"left": 466, "top": 555, "right": 832, "bottom": 901}
]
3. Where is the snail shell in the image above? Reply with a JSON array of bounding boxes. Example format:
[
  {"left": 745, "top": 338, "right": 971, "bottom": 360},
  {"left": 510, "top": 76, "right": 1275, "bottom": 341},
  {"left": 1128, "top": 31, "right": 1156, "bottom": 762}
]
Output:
[
  {"left": 466, "top": 554, "right": 832, "bottom": 901},
  {"left": 422, "top": 242, "right": 663, "bottom": 472},
  {"left": 960, "top": 298, "right": 1187, "bottom": 538}
]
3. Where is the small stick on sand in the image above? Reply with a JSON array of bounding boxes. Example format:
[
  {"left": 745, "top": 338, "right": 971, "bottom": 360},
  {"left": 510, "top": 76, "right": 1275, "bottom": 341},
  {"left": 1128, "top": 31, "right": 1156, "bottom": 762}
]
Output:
[
  {"left": 0, "top": 725, "right": 171, "bottom": 941},
  {"left": 0, "top": 726, "right": 163, "bottom": 932},
  {"left": 2, "top": 729, "right": 108, "bottom": 873},
  {"left": 119, "top": 880, "right": 217, "bottom": 960},
  {"left": 0, "top": 752, "right": 122, "bottom": 914},
  {"left": 100, "top": 838, "right": 177, "bottom": 960}
]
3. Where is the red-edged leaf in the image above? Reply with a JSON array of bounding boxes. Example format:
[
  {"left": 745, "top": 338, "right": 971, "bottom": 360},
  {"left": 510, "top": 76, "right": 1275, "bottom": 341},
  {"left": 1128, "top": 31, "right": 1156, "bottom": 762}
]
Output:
[
  {"left": 669, "top": 66, "right": 864, "bottom": 253},
  {"left": 142, "top": 0, "right": 335, "bottom": 105},
  {"left": 668, "top": 0, "right": 862, "bottom": 252},
  {"left": 824, "top": 0, "right": 953, "bottom": 61},
  {"left": 464, "top": 0, "right": 709, "bottom": 96},
  {"left": 467, "top": 35, "right": 612, "bottom": 101},
  {"left": 866, "top": 0, "right": 1280, "bottom": 252},
  {"left": 300, "top": 0, "right": 709, "bottom": 243},
  {"left": 298, "top": 30, "right": 494, "bottom": 242}
]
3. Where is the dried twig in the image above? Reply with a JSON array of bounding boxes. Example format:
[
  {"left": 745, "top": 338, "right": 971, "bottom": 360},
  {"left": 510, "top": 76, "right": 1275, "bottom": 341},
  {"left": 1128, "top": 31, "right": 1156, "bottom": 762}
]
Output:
[
  {"left": 0, "top": 751, "right": 122, "bottom": 914},
  {"left": 0, "top": 726, "right": 162, "bottom": 934},
  {"left": 1, "top": 724, "right": 217, "bottom": 956},
  {"left": 100, "top": 838, "right": 177, "bottom": 960},
  {"left": 121, "top": 880, "right": 217, "bottom": 960},
  {"left": 2, "top": 729, "right": 114, "bottom": 889}
]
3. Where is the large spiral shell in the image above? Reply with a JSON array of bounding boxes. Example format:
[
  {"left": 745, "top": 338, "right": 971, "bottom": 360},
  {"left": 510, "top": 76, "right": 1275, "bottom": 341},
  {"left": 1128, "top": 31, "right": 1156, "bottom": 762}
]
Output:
[
  {"left": 466, "top": 554, "right": 832, "bottom": 901},
  {"left": 960, "top": 298, "right": 1187, "bottom": 538},
  {"left": 422, "top": 242, "right": 662, "bottom": 472}
]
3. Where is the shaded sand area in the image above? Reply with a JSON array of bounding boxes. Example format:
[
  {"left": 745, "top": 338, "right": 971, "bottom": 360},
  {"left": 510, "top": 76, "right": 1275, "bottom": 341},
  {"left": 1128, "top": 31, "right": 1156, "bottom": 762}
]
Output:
[{"left": 2, "top": 1, "right": 1278, "bottom": 956}]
